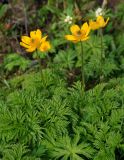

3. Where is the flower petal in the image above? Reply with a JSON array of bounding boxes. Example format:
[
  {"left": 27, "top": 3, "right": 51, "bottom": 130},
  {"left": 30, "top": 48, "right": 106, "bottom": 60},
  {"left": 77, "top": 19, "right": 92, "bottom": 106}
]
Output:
[
  {"left": 36, "top": 29, "right": 42, "bottom": 39},
  {"left": 30, "top": 31, "right": 36, "bottom": 38},
  {"left": 81, "top": 22, "right": 88, "bottom": 32},
  {"left": 39, "top": 41, "right": 51, "bottom": 52},
  {"left": 104, "top": 17, "right": 109, "bottom": 27},
  {"left": 81, "top": 22, "right": 90, "bottom": 36},
  {"left": 70, "top": 25, "right": 80, "bottom": 35},
  {"left": 81, "top": 36, "right": 89, "bottom": 41},
  {"left": 65, "top": 35, "right": 77, "bottom": 41},
  {"left": 26, "top": 46, "right": 36, "bottom": 52},
  {"left": 97, "top": 16, "right": 105, "bottom": 27},
  {"left": 21, "top": 36, "right": 31, "bottom": 44},
  {"left": 89, "top": 20, "right": 99, "bottom": 30},
  {"left": 20, "top": 42, "right": 30, "bottom": 48},
  {"left": 40, "top": 36, "right": 48, "bottom": 43}
]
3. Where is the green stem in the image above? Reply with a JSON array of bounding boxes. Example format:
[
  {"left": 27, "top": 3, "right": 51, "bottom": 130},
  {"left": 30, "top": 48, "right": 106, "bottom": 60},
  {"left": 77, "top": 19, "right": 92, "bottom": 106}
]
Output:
[
  {"left": 36, "top": 50, "right": 44, "bottom": 82},
  {"left": 80, "top": 41, "right": 85, "bottom": 92},
  {"left": 100, "top": 29, "right": 104, "bottom": 82}
]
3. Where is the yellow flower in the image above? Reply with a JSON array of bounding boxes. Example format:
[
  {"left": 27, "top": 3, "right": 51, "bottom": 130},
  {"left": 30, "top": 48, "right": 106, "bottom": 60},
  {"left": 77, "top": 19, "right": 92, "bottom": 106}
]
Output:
[
  {"left": 20, "top": 29, "right": 50, "bottom": 52},
  {"left": 89, "top": 16, "right": 109, "bottom": 30},
  {"left": 39, "top": 41, "right": 51, "bottom": 52},
  {"left": 65, "top": 22, "right": 90, "bottom": 43}
]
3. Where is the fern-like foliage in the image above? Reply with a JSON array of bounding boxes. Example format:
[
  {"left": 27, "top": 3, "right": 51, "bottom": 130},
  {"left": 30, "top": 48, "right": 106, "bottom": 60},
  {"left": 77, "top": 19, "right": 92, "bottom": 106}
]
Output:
[
  {"left": 43, "top": 132, "right": 95, "bottom": 160},
  {"left": 4, "top": 54, "right": 31, "bottom": 72},
  {"left": 54, "top": 49, "right": 76, "bottom": 70},
  {"left": 0, "top": 69, "right": 124, "bottom": 159}
]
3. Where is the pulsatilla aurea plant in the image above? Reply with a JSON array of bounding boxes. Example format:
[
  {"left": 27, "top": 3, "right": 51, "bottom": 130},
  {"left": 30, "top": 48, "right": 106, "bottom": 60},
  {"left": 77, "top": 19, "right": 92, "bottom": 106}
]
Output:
[
  {"left": 20, "top": 29, "right": 51, "bottom": 81},
  {"left": 89, "top": 16, "right": 109, "bottom": 81},
  {"left": 20, "top": 29, "right": 51, "bottom": 53},
  {"left": 65, "top": 22, "right": 91, "bottom": 92}
]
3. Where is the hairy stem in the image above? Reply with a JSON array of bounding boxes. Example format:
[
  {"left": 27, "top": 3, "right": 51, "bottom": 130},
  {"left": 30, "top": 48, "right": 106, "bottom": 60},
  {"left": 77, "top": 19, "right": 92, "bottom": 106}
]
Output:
[
  {"left": 36, "top": 50, "right": 44, "bottom": 84},
  {"left": 100, "top": 29, "right": 104, "bottom": 82},
  {"left": 80, "top": 41, "right": 85, "bottom": 92}
]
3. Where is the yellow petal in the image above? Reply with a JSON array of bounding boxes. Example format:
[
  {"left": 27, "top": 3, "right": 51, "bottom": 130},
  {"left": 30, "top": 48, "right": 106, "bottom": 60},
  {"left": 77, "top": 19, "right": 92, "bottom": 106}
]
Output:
[
  {"left": 81, "top": 22, "right": 88, "bottom": 32},
  {"left": 70, "top": 25, "right": 80, "bottom": 35},
  {"left": 20, "top": 42, "right": 30, "bottom": 48},
  {"left": 97, "top": 16, "right": 105, "bottom": 27},
  {"left": 81, "top": 36, "right": 89, "bottom": 41},
  {"left": 81, "top": 22, "right": 90, "bottom": 36},
  {"left": 26, "top": 47, "right": 36, "bottom": 52},
  {"left": 97, "top": 16, "right": 104, "bottom": 22},
  {"left": 30, "top": 31, "right": 36, "bottom": 38},
  {"left": 39, "top": 41, "right": 51, "bottom": 52},
  {"left": 104, "top": 17, "right": 109, "bottom": 27},
  {"left": 89, "top": 20, "right": 100, "bottom": 30},
  {"left": 36, "top": 29, "right": 42, "bottom": 39},
  {"left": 21, "top": 36, "right": 31, "bottom": 44},
  {"left": 65, "top": 35, "right": 78, "bottom": 41},
  {"left": 40, "top": 36, "right": 48, "bottom": 43}
]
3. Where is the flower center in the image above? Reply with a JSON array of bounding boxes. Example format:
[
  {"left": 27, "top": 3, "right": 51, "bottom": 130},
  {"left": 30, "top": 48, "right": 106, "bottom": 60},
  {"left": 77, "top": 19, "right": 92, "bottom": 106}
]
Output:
[
  {"left": 76, "top": 30, "right": 82, "bottom": 36},
  {"left": 30, "top": 38, "right": 41, "bottom": 48},
  {"left": 31, "top": 38, "right": 35, "bottom": 43}
]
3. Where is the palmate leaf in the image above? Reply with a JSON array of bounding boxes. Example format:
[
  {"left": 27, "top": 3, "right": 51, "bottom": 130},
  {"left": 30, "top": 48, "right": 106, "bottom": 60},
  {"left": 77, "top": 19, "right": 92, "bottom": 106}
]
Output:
[{"left": 43, "top": 133, "right": 95, "bottom": 160}]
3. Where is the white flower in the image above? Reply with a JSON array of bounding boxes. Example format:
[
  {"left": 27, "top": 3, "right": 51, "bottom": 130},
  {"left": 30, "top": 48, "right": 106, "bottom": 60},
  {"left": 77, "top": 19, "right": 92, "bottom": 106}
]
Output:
[
  {"left": 95, "top": 8, "right": 103, "bottom": 17},
  {"left": 64, "top": 15, "right": 73, "bottom": 24},
  {"left": 66, "top": 16, "right": 70, "bottom": 20},
  {"left": 64, "top": 19, "right": 68, "bottom": 22},
  {"left": 68, "top": 20, "right": 72, "bottom": 24}
]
